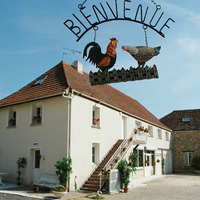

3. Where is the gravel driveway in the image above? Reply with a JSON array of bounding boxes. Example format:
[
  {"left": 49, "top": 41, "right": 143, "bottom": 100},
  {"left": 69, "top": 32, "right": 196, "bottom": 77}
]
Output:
[{"left": 102, "top": 174, "right": 200, "bottom": 200}]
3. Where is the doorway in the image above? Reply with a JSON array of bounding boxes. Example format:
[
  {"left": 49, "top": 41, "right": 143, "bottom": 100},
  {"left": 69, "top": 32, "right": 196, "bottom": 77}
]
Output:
[
  {"left": 145, "top": 151, "right": 155, "bottom": 176},
  {"left": 33, "top": 149, "right": 41, "bottom": 183}
]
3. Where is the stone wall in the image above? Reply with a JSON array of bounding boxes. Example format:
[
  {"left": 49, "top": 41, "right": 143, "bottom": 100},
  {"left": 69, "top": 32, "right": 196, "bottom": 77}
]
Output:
[{"left": 174, "top": 130, "right": 200, "bottom": 173}]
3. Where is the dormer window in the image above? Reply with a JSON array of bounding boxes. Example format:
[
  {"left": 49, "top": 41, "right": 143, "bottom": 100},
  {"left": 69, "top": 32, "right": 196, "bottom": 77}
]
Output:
[
  {"left": 33, "top": 76, "right": 47, "bottom": 86},
  {"left": 182, "top": 117, "right": 190, "bottom": 122},
  {"left": 8, "top": 109, "right": 17, "bottom": 127}
]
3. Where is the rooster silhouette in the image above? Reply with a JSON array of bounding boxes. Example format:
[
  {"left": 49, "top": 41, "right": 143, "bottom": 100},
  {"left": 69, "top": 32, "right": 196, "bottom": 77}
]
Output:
[{"left": 83, "top": 38, "right": 118, "bottom": 71}]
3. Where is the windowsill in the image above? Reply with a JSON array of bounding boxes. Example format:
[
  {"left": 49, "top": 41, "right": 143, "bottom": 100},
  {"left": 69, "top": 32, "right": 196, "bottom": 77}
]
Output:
[
  {"left": 30, "top": 123, "right": 43, "bottom": 126},
  {"left": 7, "top": 126, "right": 16, "bottom": 129},
  {"left": 135, "top": 167, "right": 144, "bottom": 170},
  {"left": 157, "top": 138, "right": 162, "bottom": 140},
  {"left": 92, "top": 162, "right": 98, "bottom": 166},
  {"left": 91, "top": 125, "right": 101, "bottom": 129}
]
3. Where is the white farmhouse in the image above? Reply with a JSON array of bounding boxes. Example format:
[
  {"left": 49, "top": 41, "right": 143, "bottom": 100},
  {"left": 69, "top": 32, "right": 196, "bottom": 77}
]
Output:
[{"left": 0, "top": 61, "right": 172, "bottom": 192}]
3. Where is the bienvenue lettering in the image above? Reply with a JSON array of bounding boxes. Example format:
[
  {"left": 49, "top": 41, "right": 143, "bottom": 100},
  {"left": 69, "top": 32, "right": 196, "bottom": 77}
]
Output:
[{"left": 64, "top": 0, "right": 175, "bottom": 42}]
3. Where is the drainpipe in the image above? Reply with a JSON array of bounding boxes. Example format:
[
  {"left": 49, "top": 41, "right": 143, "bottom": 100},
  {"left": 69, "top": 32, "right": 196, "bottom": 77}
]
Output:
[{"left": 62, "top": 88, "right": 73, "bottom": 191}]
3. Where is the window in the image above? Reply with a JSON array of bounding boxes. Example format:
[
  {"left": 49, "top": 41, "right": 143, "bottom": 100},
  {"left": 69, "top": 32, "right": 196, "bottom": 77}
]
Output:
[
  {"left": 32, "top": 104, "right": 43, "bottom": 125},
  {"left": 158, "top": 129, "right": 162, "bottom": 139},
  {"left": 138, "top": 150, "right": 144, "bottom": 167},
  {"left": 92, "top": 143, "right": 100, "bottom": 164},
  {"left": 184, "top": 152, "right": 192, "bottom": 166},
  {"left": 135, "top": 121, "right": 142, "bottom": 128},
  {"left": 182, "top": 117, "right": 190, "bottom": 122},
  {"left": 133, "top": 150, "right": 144, "bottom": 167},
  {"left": 165, "top": 132, "right": 170, "bottom": 141},
  {"left": 8, "top": 109, "right": 17, "bottom": 127},
  {"left": 122, "top": 116, "right": 127, "bottom": 139},
  {"left": 92, "top": 106, "right": 100, "bottom": 128},
  {"left": 33, "top": 76, "right": 47, "bottom": 86},
  {"left": 148, "top": 125, "right": 153, "bottom": 137}
]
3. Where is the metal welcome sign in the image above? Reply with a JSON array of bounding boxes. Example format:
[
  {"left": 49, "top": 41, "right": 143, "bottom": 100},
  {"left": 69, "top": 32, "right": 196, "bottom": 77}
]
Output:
[{"left": 64, "top": 0, "right": 175, "bottom": 85}]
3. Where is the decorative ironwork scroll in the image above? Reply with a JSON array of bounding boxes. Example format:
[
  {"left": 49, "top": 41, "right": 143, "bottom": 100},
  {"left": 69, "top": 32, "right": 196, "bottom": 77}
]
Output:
[
  {"left": 89, "top": 65, "right": 158, "bottom": 85},
  {"left": 64, "top": 0, "right": 175, "bottom": 42}
]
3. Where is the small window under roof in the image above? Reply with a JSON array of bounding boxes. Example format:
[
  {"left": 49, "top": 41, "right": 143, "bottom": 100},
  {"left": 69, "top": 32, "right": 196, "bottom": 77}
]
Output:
[
  {"left": 33, "top": 76, "right": 47, "bottom": 86},
  {"left": 182, "top": 117, "right": 191, "bottom": 122}
]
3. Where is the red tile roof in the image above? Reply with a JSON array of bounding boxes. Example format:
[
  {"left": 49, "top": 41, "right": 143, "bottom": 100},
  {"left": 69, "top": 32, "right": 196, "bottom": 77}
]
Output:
[
  {"left": 0, "top": 62, "right": 68, "bottom": 107},
  {"left": 0, "top": 61, "right": 170, "bottom": 130}
]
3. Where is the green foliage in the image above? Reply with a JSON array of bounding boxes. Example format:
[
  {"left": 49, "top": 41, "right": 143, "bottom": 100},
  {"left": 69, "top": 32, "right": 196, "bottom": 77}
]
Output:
[
  {"left": 162, "top": 158, "right": 165, "bottom": 166},
  {"left": 53, "top": 185, "right": 66, "bottom": 192},
  {"left": 191, "top": 155, "right": 200, "bottom": 170},
  {"left": 55, "top": 157, "right": 72, "bottom": 188},
  {"left": 117, "top": 160, "right": 132, "bottom": 188},
  {"left": 16, "top": 157, "right": 26, "bottom": 185},
  {"left": 128, "top": 152, "right": 138, "bottom": 171}
]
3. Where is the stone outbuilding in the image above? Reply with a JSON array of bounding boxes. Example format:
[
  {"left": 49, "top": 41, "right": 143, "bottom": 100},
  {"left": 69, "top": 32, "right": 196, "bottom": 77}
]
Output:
[{"left": 160, "top": 109, "right": 200, "bottom": 173}]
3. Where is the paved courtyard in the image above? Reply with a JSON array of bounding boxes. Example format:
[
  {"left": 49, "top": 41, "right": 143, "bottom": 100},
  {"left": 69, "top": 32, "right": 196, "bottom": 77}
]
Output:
[
  {"left": 0, "top": 174, "right": 200, "bottom": 200},
  {"left": 104, "top": 174, "right": 200, "bottom": 200}
]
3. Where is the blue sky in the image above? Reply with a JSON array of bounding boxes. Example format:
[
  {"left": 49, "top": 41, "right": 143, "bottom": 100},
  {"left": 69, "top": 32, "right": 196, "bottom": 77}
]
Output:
[{"left": 0, "top": 0, "right": 200, "bottom": 119}]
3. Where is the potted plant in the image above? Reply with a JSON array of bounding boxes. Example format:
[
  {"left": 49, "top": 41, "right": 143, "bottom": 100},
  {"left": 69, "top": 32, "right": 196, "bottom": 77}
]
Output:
[
  {"left": 110, "top": 163, "right": 113, "bottom": 169},
  {"left": 122, "top": 147, "right": 126, "bottom": 152},
  {"left": 134, "top": 129, "right": 137, "bottom": 134},
  {"left": 191, "top": 155, "right": 200, "bottom": 174},
  {"left": 102, "top": 168, "right": 111, "bottom": 179},
  {"left": 144, "top": 128, "right": 149, "bottom": 133},
  {"left": 114, "top": 156, "right": 120, "bottom": 163},
  {"left": 138, "top": 126, "right": 144, "bottom": 131},
  {"left": 117, "top": 160, "right": 132, "bottom": 193},
  {"left": 129, "top": 136, "right": 133, "bottom": 142},
  {"left": 54, "top": 157, "right": 72, "bottom": 198}
]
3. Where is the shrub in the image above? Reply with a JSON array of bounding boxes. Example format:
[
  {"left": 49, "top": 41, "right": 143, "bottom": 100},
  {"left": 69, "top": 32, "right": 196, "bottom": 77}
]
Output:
[{"left": 191, "top": 155, "right": 200, "bottom": 170}]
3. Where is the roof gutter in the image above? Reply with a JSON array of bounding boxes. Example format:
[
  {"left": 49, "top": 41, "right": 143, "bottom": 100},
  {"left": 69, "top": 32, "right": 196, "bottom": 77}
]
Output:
[{"left": 72, "top": 89, "right": 171, "bottom": 132}]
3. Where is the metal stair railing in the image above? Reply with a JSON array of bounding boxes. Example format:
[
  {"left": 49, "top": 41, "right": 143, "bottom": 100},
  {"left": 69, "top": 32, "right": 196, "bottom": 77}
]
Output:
[
  {"left": 79, "top": 139, "right": 119, "bottom": 190},
  {"left": 98, "top": 128, "right": 147, "bottom": 191}
]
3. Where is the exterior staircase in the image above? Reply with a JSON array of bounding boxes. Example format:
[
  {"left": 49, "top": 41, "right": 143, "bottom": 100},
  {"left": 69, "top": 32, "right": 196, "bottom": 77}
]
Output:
[
  {"left": 80, "top": 127, "right": 148, "bottom": 192},
  {"left": 81, "top": 140, "right": 123, "bottom": 192}
]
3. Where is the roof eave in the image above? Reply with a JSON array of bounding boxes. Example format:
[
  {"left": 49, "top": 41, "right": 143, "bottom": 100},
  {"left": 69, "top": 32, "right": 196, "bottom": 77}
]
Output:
[{"left": 0, "top": 92, "right": 64, "bottom": 108}]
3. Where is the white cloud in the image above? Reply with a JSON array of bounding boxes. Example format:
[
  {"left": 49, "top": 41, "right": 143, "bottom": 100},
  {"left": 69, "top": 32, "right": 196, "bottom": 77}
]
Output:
[
  {"left": 176, "top": 36, "right": 199, "bottom": 55},
  {"left": 160, "top": 0, "right": 200, "bottom": 27}
]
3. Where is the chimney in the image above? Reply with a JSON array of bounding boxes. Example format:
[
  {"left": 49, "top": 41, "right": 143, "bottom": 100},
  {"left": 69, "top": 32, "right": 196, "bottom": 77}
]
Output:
[{"left": 73, "top": 61, "right": 83, "bottom": 74}]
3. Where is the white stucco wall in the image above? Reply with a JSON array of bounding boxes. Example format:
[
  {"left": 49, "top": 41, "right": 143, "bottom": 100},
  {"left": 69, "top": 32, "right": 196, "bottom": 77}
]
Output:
[
  {"left": 0, "top": 96, "right": 69, "bottom": 185},
  {"left": 0, "top": 93, "right": 172, "bottom": 190}
]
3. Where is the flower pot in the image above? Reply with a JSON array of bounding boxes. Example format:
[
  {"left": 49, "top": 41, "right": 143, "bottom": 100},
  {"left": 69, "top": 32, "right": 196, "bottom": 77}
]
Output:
[
  {"left": 124, "top": 187, "right": 128, "bottom": 193},
  {"left": 53, "top": 191, "right": 67, "bottom": 199}
]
